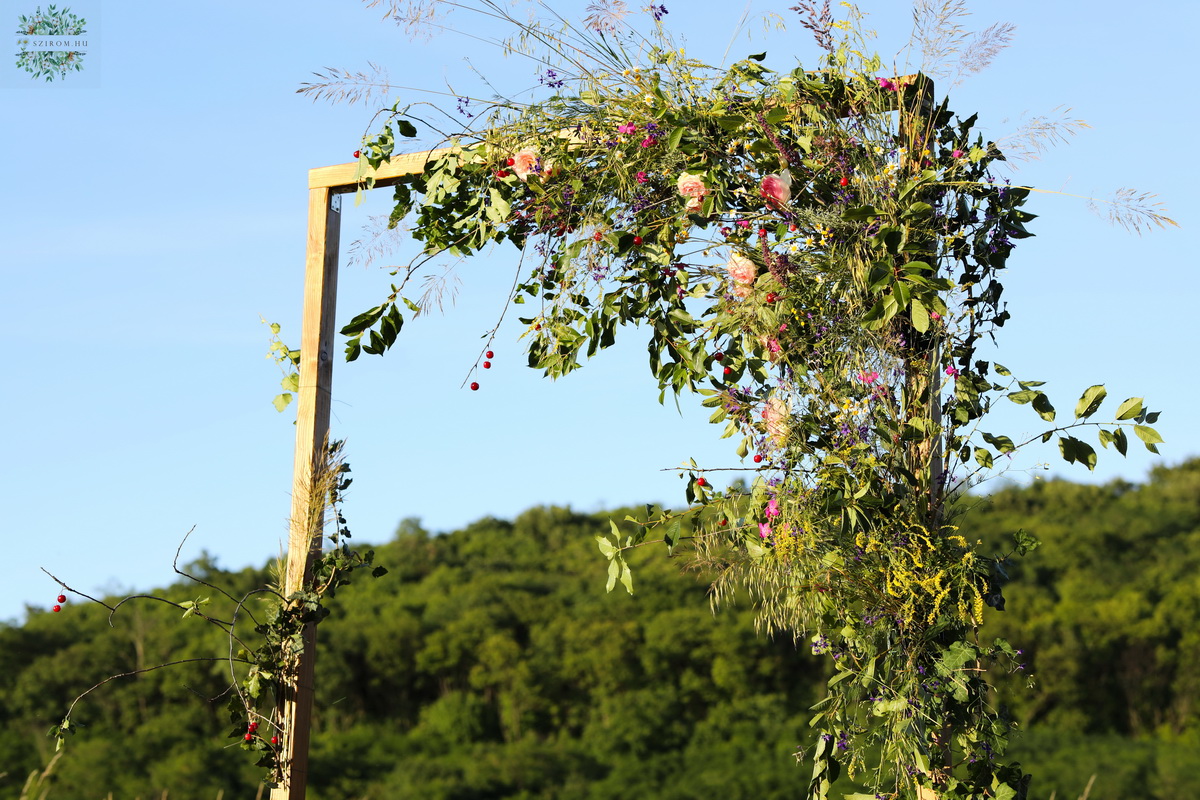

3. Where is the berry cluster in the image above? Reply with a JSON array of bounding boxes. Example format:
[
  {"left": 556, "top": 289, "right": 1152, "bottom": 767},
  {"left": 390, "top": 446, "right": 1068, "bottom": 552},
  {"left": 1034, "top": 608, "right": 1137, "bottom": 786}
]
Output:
[
  {"left": 52, "top": 593, "right": 66, "bottom": 613},
  {"left": 471, "top": 350, "right": 496, "bottom": 392}
]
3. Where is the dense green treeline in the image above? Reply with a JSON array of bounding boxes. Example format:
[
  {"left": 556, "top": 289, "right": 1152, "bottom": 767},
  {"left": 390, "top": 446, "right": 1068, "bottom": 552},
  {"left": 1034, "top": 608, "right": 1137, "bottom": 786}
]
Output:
[{"left": 3, "top": 460, "right": 1199, "bottom": 799}]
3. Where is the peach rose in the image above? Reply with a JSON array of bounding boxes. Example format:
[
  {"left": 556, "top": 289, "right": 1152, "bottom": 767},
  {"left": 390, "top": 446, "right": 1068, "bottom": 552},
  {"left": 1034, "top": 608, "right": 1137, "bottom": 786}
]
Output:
[
  {"left": 511, "top": 147, "right": 540, "bottom": 182},
  {"left": 761, "top": 170, "right": 792, "bottom": 208},
  {"left": 726, "top": 251, "right": 757, "bottom": 297},
  {"left": 676, "top": 172, "right": 709, "bottom": 211},
  {"left": 762, "top": 395, "right": 789, "bottom": 447}
]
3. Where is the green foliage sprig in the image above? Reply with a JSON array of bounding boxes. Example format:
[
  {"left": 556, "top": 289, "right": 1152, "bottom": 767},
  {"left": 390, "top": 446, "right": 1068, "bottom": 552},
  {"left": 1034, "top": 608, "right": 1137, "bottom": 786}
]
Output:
[{"left": 43, "top": 440, "right": 385, "bottom": 788}]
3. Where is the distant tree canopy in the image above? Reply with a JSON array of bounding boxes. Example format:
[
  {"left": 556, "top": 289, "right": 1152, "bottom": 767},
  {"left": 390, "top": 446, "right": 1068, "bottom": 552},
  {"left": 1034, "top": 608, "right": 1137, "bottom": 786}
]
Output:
[{"left": 3, "top": 459, "right": 1199, "bottom": 800}]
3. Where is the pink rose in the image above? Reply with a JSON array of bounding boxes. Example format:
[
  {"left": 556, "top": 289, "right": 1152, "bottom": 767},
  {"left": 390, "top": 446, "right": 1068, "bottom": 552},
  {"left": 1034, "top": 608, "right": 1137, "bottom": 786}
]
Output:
[
  {"left": 761, "top": 170, "right": 792, "bottom": 208},
  {"left": 511, "top": 147, "right": 540, "bottom": 182},
  {"left": 725, "top": 252, "right": 757, "bottom": 297},
  {"left": 676, "top": 172, "right": 709, "bottom": 212}
]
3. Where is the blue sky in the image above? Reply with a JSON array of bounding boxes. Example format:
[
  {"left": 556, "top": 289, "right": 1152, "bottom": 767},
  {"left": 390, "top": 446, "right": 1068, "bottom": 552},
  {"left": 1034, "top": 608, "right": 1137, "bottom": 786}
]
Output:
[{"left": 2, "top": 0, "right": 1196, "bottom": 623}]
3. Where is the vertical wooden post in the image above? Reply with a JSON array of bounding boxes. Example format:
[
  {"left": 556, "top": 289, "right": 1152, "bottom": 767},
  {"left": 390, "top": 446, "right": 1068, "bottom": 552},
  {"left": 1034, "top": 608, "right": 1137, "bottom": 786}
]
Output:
[
  {"left": 897, "top": 75, "right": 944, "bottom": 520},
  {"left": 272, "top": 187, "right": 341, "bottom": 800}
]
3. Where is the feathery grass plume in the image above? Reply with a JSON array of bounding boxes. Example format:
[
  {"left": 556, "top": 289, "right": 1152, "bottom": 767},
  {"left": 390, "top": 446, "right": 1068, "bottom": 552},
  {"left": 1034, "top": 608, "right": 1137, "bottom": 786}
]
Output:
[
  {"left": 951, "top": 21, "right": 1015, "bottom": 85},
  {"left": 416, "top": 261, "right": 463, "bottom": 314},
  {"left": 364, "top": 0, "right": 443, "bottom": 39},
  {"left": 995, "top": 106, "right": 1090, "bottom": 163},
  {"left": 790, "top": 0, "right": 834, "bottom": 52},
  {"left": 346, "top": 214, "right": 409, "bottom": 270},
  {"left": 1088, "top": 188, "right": 1179, "bottom": 235},
  {"left": 296, "top": 62, "right": 396, "bottom": 106},
  {"left": 910, "top": 0, "right": 971, "bottom": 79},
  {"left": 583, "top": 0, "right": 630, "bottom": 34}
]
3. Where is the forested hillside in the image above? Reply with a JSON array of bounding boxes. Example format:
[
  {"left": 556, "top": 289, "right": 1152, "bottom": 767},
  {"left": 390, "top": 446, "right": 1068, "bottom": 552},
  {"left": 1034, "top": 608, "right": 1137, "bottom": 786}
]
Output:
[{"left": 3, "top": 460, "right": 1198, "bottom": 799}]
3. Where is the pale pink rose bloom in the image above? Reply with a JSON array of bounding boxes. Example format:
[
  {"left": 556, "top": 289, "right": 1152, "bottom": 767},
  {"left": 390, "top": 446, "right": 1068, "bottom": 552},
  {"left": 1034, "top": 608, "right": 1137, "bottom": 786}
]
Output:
[
  {"left": 762, "top": 395, "right": 789, "bottom": 447},
  {"left": 511, "top": 147, "right": 540, "bottom": 182},
  {"left": 760, "top": 170, "right": 792, "bottom": 207},
  {"left": 676, "top": 172, "right": 709, "bottom": 210},
  {"left": 725, "top": 252, "right": 757, "bottom": 294}
]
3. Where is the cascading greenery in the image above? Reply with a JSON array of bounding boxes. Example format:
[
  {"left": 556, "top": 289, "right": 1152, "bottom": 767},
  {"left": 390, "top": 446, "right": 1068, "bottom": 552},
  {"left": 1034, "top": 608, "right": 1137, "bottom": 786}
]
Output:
[{"left": 342, "top": 4, "right": 1162, "bottom": 798}]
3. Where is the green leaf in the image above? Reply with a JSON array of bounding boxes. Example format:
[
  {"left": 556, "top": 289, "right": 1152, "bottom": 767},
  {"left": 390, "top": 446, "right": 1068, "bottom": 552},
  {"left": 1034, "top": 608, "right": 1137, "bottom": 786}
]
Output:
[
  {"left": 981, "top": 432, "right": 1015, "bottom": 453},
  {"left": 973, "top": 447, "right": 993, "bottom": 468},
  {"left": 1114, "top": 427, "right": 1129, "bottom": 456},
  {"left": 1115, "top": 397, "right": 1143, "bottom": 420},
  {"left": 994, "top": 363, "right": 1012, "bottom": 376},
  {"left": 1032, "top": 392, "right": 1056, "bottom": 422},
  {"left": 1074, "top": 384, "right": 1106, "bottom": 419},
  {"left": 1058, "top": 436, "right": 1097, "bottom": 470},
  {"left": 910, "top": 297, "right": 929, "bottom": 333},
  {"left": 618, "top": 556, "right": 634, "bottom": 594},
  {"left": 272, "top": 393, "right": 293, "bottom": 412},
  {"left": 596, "top": 534, "right": 616, "bottom": 559},
  {"left": 1007, "top": 389, "right": 1037, "bottom": 405},
  {"left": 1133, "top": 425, "right": 1164, "bottom": 447},
  {"left": 605, "top": 557, "right": 619, "bottom": 593},
  {"left": 871, "top": 697, "right": 909, "bottom": 716},
  {"left": 666, "top": 126, "right": 685, "bottom": 150}
]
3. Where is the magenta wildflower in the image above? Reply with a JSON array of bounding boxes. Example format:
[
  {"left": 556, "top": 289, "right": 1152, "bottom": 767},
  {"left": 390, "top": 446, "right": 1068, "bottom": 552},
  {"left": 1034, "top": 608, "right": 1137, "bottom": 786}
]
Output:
[
  {"left": 636, "top": 171, "right": 648, "bottom": 183},
  {"left": 758, "top": 522, "right": 772, "bottom": 538},
  {"left": 766, "top": 498, "right": 780, "bottom": 518},
  {"left": 945, "top": 366, "right": 960, "bottom": 378},
  {"left": 617, "top": 122, "right": 638, "bottom": 135}
]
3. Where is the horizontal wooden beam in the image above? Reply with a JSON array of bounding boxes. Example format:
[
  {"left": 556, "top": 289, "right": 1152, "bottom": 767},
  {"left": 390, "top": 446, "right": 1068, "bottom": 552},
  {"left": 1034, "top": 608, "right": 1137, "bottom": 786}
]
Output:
[{"left": 308, "top": 146, "right": 457, "bottom": 193}]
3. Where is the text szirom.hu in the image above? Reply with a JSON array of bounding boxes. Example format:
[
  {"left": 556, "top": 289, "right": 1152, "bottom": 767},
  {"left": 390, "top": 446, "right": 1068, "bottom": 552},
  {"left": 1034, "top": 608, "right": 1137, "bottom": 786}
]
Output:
[{"left": 16, "top": 38, "right": 89, "bottom": 51}]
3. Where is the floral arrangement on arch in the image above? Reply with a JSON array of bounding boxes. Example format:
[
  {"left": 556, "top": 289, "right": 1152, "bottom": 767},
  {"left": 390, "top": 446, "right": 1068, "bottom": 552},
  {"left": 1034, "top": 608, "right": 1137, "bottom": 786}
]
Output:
[{"left": 342, "top": 3, "right": 1166, "bottom": 797}]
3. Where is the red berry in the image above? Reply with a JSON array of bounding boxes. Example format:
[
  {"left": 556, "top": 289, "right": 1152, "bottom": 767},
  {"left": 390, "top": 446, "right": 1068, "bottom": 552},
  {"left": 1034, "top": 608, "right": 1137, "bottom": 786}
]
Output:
[
  {"left": 696, "top": 477, "right": 707, "bottom": 487},
  {"left": 470, "top": 382, "right": 480, "bottom": 391},
  {"left": 353, "top": 150, "right": 361, "bottom": 159},
  {"left": 719, "top": 519, "right": 727, "bottom": 527},
  {"left": 57, "top": 594, "right": 66, "bottom": 603},
  {"left": 713, "top": 351, "right": 724, "bottom": 361},
  {"left": 757, "top": 228, "right": 767, "bottom": 237},
  {"left": 766, "top": 292, "right": 778, "bottom": 304},
  {"left": 495, "top": 169, "right": 509, "bottom": 178},
  {"left": 244, "top": 733, "right": 253, "bottom": 741},
  {"left": 506, "top": 157, "right": 515, "bottom": 166},
  {"left": 248, "top": 722, "right": 258, "bottom": 732},
  {"left": 839, "top": 176, "right": 849, "bottom": 186},
  {"left": 753, "top": 454, "right": 763, "bottom": 463},
  {"left": 271, "top": 736, "right": 279, "bottom": 745},
  {"left": 485, "top": 350, "right": 494, "bottom": 359},
  {"left": 632, "top": 235, "right": 643, "bottom": 246},
  {"left": 723, "top": 367, "right": 732, "bottom": 376},
  {"left": 52, "top": 605, "right": 61, "bottom": 613},
  {"left": 483, "top": 361, "right": 491, "bottom": 369},
  {"left": 593, "top": 231, "right": 603, "bottom": 241}
]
